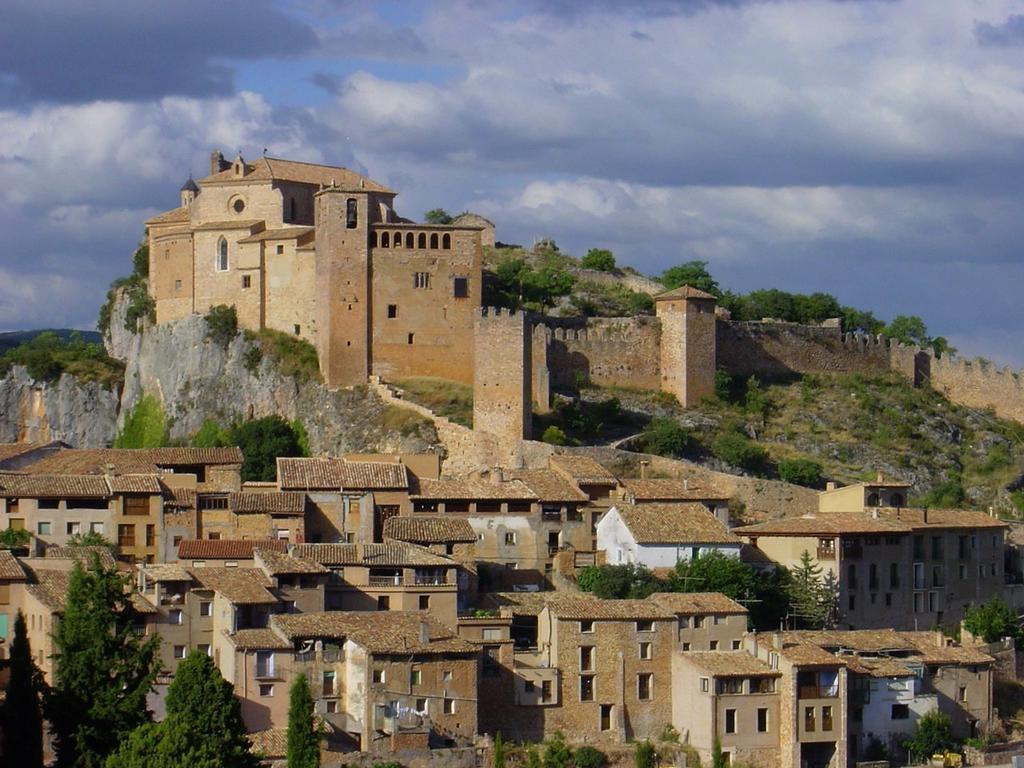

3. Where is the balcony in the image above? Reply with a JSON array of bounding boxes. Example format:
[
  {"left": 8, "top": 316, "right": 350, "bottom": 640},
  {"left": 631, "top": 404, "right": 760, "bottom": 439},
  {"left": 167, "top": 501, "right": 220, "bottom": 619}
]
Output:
[
  {"left": 413, "top": 569, "right": 448, "bottom": 586},
  {"left": 816, "top": 547, "right": 836, "bottom": 561},
  {"left": 798, "top": 684, "right": 839, "bottom": 699},
  {"left": 368, "top": 573, "right": 402, "bottom": 587}
]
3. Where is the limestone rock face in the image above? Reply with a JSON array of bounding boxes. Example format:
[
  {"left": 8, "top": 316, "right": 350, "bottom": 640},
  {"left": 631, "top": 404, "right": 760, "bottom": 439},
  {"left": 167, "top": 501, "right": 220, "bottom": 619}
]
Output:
[{"left": 0, "top": 367, "right": 120, "bottom": 445}]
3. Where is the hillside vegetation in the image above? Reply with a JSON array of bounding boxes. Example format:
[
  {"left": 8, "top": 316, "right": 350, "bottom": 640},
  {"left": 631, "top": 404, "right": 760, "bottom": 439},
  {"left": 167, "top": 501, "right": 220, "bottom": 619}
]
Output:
[
  {"left": 0, "top": 330, "right": 124, "bottom": 389},
  {"left": 542, "top": 371, "right": 1024, "bottom": 515}
]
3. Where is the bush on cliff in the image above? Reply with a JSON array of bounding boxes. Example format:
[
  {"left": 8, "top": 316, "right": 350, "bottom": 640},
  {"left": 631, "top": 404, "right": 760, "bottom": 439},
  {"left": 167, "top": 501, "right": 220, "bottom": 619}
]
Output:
[
  {"left": 204, "top": 305, "right": 239, "bottom": 347},
  {"left": 115, "top": 394, "right": 168, "bottom": 448},
  {"left": 0, "top": 330, "right": 124, "bottom": 388},
  {"left": 711, "top": 430, "right": 768, "bottom": 472},
  {"left": 638, "top": 417, "right": 692, "bottom": 458},
  {"left": 243, "top": 328, "right": 321, "bottom": 383},
  {"left": 98, "top": 240, "right": 155, "bottom": 335},
  {"left": 778, "top": 458, "right": 824, "bottom": 488},
  {"left": 580, "top": 248, "right": 616, "bottom": 272}
]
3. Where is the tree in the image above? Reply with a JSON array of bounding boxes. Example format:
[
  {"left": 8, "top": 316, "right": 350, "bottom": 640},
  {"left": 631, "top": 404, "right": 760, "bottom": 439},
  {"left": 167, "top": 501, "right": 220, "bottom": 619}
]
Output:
[
  {"left": 493, "top": 732, "right": 505, "bottom": 768},
  {"left": 788, "top": 550, "right": 827, "bottom": 629},
  {"left": 66, "top": 531, "right": 116, "bottom": 549},
  {"left": 660, "top": 261, "right": 721, "bottom": 296},
  {"left": 0, "top": 526, "right": 32, "bottom": 548},
  {"left": 581, "top": 248, "right": 616, "bottom": 272},
  {"left": 573, "top": 746, "right": 606, "bottom": 768},
  {"left": 639, "top": 418, "right": 692, "bottom": 458},
  {"left": 885, "top": 315, "right": 930, "bottom": 347},
  {"left": 204, "top": 304, "right": 239, "bottom": 347},
  {"left": 669, "top": 551, "right": 791, "bottom": 630},
  {"left": 107, "top": 651, "right": 259, "bottom": 768},
  {"left": 229, "top": 415, "right": 305, "bottom": 482},
  {"left": 634, "top": 740, "right": 656, "bottom": 768},
  {"left": 2, "top": 611, "right": 45, "bottom": 767},
  {"left": 47, "top": 557, "right": 160, "bottom": 768},
  {"left": 778, "top": 458, "right": 824, "bottom": 488},
  {"left": 540, "top": 425, "right": 567, "bottom": 446},
  {"left": 577, "top": 564, "right": 661, "bottom": 599},
  {"left": 711, "top": 737, "right": 725, "bottom": 768},
  {"left": 424, "top": 208, "right": 453, "bottom": 225},
  {"left": 903, "top": 710, "right": 957, "bottom": 762},
  {"left": 287, "top": 673, "right": 320, "bottom": 768},
  {"left": 542, "top": 731, "right": 573, "bottom": 768},
  {"left": 711, "top": 431, "right": 768, "bottom": 472},
  {"left": 963, "top": 596, "right": 1023, "bottom": 644}
]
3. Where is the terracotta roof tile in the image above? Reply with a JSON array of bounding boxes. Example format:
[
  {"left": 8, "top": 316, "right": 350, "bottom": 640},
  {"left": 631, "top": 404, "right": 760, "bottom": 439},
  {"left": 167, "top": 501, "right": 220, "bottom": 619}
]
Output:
[
  {"left": 735, "top": 513, "right": 911, "bottom": 536},
  {"left": 655, "top": 285, "right": 718, "bottom": 301},
  {"left": 783, "top": 629, "right": 994, "bottom": 666},
  {"left": 484, "top": 592, "right": 674, "bottom": 621},
  {"left": 0, "top": 473, "right": 111, "bottom": 498},
  {"left": 201, "top": 156, "right": 393, "bottom": 194},
  {"left": 21, "top": 447, "right": 242, "bottom": 475},
  {"left": 272, "top": 611, "right": 477, "bottom": 655},
  {"left": 383, "top": 516, "right": 476, "bottom": 544},
  {"left": 177, "top": 539, "right": 286, "bottom": 560},
  {"left": 145, "top": 206, "right": 190, "bottom": 225},
  {"left": 877, "top": 507, "right": 1008, "bottom": 531},
  {"left": 187, "top": 567, "right": 278, "bottom": 604},
  {"left": 0, "top": 550, "right": 27, "bottom": 580},
  {"left": 845, "top": 657, "right": 917, "bottom": 678},
  {"left": 411, "top": 477, "right": 536, "bottom": 501},
  {"left": 0, "top": 442, "right": 53, "bottom": 463},
  {"left": 254, "top": 548, "right": 328, "bottom": 576},
  {"left": 549, "top": 454, "right": 616, "bottom": 484},
  {"left": 26, "top": 564, "right": 155, "bottom": 613},
  {"left": 229, "top": 491, "right": 306, "bottom": 515},
  {"left": 249, "top": 729, "right": 288, "bottom": 759},
  {"left": 140, "top": 563, "right": 192, "bottom": 582},
  {"left": 277, "top": 457, "right": 408, "bottom": 490},
  {"left": 755, "top": 635, "right": 846, "bottom": 667},
  {"left": 611, "top": 502, "right": 741, "bottom": 545},
  {"left": 44, "top": 546, "right": 117, "bottom": 568},
  {"left": 237, "top": 226, "right": 314, "bottom": 244},
  {"left": 165, "top": 487, "right": 196, "bottom": 510},
  {"left": 230, "top": 628, "right": 292, "bottom": 650},
  {"left": 107, "top": 475, "right": 162, "bottom": 494},
  {"left": 619, "top": 478, "right": 729, "bottom": 502},
  {"left": 506, "top": 469, "right": 588, "bottom": 503},
  {"left": 681, "top": 651, "right": 780, "bottom": 677},
  {"left": 648, "top": 592, "right": 748, "bottom": 616},
  {"left": 292, "top": 542, "right": 453, "bottom": 568}
]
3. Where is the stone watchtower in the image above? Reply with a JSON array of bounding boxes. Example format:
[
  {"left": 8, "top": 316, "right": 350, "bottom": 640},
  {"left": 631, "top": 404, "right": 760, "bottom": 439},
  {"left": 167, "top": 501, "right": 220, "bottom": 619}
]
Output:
[
  {"left": 473, "top": 308, "right": 532, "bottom": 442},
  {"left": 655, "top": 286, "right": 717, "bottom": 407},
  {"left": 314, "top": 186, "right": 375, "bottom": 387}
]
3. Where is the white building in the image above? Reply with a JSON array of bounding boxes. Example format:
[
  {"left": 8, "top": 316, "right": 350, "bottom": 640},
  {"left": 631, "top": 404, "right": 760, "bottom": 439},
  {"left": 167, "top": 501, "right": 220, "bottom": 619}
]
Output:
[
  {"left": 596, "top": 502, "right": 741, "bottom": 569},
  {"left": 849, "top": 658, "right": 937, "bottom": 760}
]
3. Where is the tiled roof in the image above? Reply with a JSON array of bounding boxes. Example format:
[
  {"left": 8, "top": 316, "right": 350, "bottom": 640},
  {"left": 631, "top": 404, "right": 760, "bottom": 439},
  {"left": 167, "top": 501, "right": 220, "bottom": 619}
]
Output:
[
  {"left": 611, "top": 503, "right": 741, "bottom": 545},
  {"left": 45, "top": 546, "right": 117, "bottom": 568},
  {"left": 734, "top": 513, "right": 911, "bottom": 536},
  {"left": 0, "top": 473, "right": 111, "bottom": 498},
  {"left": 177, "top": 539, "right": 287, "bottom": 560},
  {"left": 145, "top": 206, "right": 190, "bottom": 225},
  {"left": 877, "top": 507, "right": 1009, "bottom": 531},
  {"left": 187, "top": 567, "right": 278, "bottom": 604},
  {"left": 648, "top": 592, "right": 748, "bottom": 616},
  {"left": 619, "top": 478, "right": 729, "bottom": 502},
  {"left": 0, "top": 550, "right": 27, "bottom": 580},
  {"left": 506, "top": 469, "right": 589, "bottom": 502},
  {"left": 108, "top": 475, "right": 163, "bottom": 494},
  {"left": 681, "top": 651, "right": 780, "bottom": 677},
  {"left": 756, "top": 635, "right": 846, "bottom": 667},
  {"left": 229, "top": 491, "right": 306, "bottom": 515},
  {"left": 249, "top": 729, "right": 288, "bottom": 759},
  {"left": 549, "top": 454, "right": 616, "bottom": 484},
  {"left": 272, "top": 611, "right": 477, "bottom": 654},
  {"left": 277, "top": 457, "right": 408, "bottom": 490},
  {"left": 26, "top": 565, "right": 155, "bottom": 613},
  {"left": 140, "top": 564, "right": 192, "bottom": 582},
  {"left": 383, "top": 516, "right": 476, "bottom": 544},
  {"left": 784, "top": 629, "right": 993, "bottom": 667},
  {"left": 165, "top": 487, "right": 196, "bottom": 510},
  {"left": 201, "top": 156, "right": 394, "bottom": 194},
  {"left": 845, "top": 657, "right": 917, "bottom": 678},
  {"left": 20, "top": 447, "right": 242, "bottom": 475},
  {"left": 0, "top": 442, "right": 52, "bottom": 463},
  {"left": 548, "top": 597, "right": 675, "bottom": 621},
  {"left": 655, "top": 285, "right": 718, "bottom": 301},
  {"left": 411, "top": 477, "right": 536, "bottom": 501},
  {"left": 254, "top": 548, "right": 328, "bottom": 576},
  {"left": 230, "top": 628, "right": 292, "bottom": 650},
  {"left": 237, "top": 226, "right": 314, "bottom": 244},
  {"left": 292, "top": 542, "right": 453, "bottom": 568}
]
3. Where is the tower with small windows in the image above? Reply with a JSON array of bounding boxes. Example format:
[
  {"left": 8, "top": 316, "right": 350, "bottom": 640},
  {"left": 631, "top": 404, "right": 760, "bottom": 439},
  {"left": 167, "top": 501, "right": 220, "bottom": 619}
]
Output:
[
  {"left": 655, "top": 286, "right": 717, "bottom": 407},
  {"left": 180, "top": 177, "right": 199, "bottom": 208}
]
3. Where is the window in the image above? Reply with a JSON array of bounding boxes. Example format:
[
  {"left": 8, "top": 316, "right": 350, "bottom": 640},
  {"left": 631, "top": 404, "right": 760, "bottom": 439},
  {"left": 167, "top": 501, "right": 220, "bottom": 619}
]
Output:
[
  {"left": 453, "top": 277, "right": 469, "bottom": 298},
  {"left": 714, "top": 614, "right": 726, "bottom": 625},
  {"left": 174, "top": 279, "right": 182, "bottom": 291},
  {"left": 146, "top": 524, "right": 155, "bottom": 547},
  {"left": 958, "top": 686, "right": 967, "bottom": 703},
  {"left": 724, "top": 708, "right": 737, "bottom": 733},
  {"left": 414, "top": 272, "right": 430, "bottom": 289},
  {"left": 822, "top": 705, "right": 833, "bottom": 732},
  {"left": 277, "top": 244, "right": 285, "bottom": 255},
  {"left": 232, "top": 198, "right": 245, "bottom": 214},
  {"left": 90, "top": 521, "right": 104, "bottom": 535},
  {"left": 407, "top": 333, "right": 414, "bottom": 345},
  {"left": 637, "top": 673, "right": 653, "bottom": 701},
  {"left": 732, "top": 640, "right": 743, "bottom": 650},
  {"left": 216, "top": 237, "right": 228, "bottom": 271},
  {"left": 700, "top": 677, "right": 709, "bottom": 692},
  {"left": 443, "top": 698, "right": 455, "bottom": 715},
  {"left": 505, "top": 532, "right": 517, "bottom": 545},
  {"left": 430, "top": 233, "right": 439, "bottom": 249},
  {"left": 387, "top": 304, "right": 398, "bottom": 318},
  {"left": 259, "top": 684, "right": 274, "bottom": 697},
  {"left": 541, "top": 679, "right": 552, "bottom": 702},
  {"left": 709, "top": 640, "right": 719, "bottom": 651},
  {"left": 169, "top": 609, "right": 183, "bottom": 625},
  {"left": 242, "top": 274, "right": 251, "bottom": 289},
  {"left": 757, "top": 707, "right": 769, "bottom": 732},
  {"left": 600, "top": 704, "right": 613, "bottom": 731},
  {"left": 804, "top": 706, "right": 816, "bottom": 732},
  {"left": 381, "top": 232, "right": 390, "bottom": 247},
  {"left": 327, "top": 700, "right": 339, "bottom": 713},
  {"left": 199, "top": 601, "right": 212, "bottom": 617},
  {"left": 580, "top": 675, "right": 595, "bottom": 701},
  {"left": 372, "top": 669, "right": 386, "bottom": 684},
  {"left": 377, "top": 596, "right": 390, "bottom": 611},
  {"left": 580, "top": 646, "right": 595, "bottom": 671},
  {"left": 346, "top": 198, "right": 357, "bottom": 229},
  {"left": 639, "top": 642, "right": 652, "bottom": 660},
  {"left": 442, "top": 670, "right": 452, "bottom": 682},
  {"left": 124, "top": 495, "right": 150, "bottom": 516},
  {"left": 411, "top": 669, "right": 422, "bottom": 686},
  {"left": 294, "top": 324, "right": 301, "bottom": 335},
  {"left": 198, "top": 643, "right": 211, "bottom": 657},
  {"left": 118, "top": 524, "right": 135, "bottom": 547},
  {"left": 173, "top": 645, "right": 186, "bottom": 659},
  {"left": 419, "top": 595, "right": 430, "bottom": 610},
  {"left": 891, "top": 703, "right": 909, "bottom": 720},
  {"left": 255, "top": 651, "right": 275, "bottom": 678},
  {"left": 636, "top": 620, "right": 654, "bottom": 632},
  {"left": 682, "top": 642, "right": 691, "bottom": 651},
  {"left": 66, "top": 521, "right": 81, "bottom": 536},
  {"left": 37, "top": 521, "right": 52, "bottom": 535},
  {"left": 580, "top": 620, "right": 594, "bottom": 634}
]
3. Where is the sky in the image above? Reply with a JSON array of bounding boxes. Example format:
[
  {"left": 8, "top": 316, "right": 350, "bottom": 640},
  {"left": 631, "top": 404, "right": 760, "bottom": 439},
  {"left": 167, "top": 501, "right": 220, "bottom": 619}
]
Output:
[{"left": 0, "top": 0, "right": 1022, "bottom": 366}]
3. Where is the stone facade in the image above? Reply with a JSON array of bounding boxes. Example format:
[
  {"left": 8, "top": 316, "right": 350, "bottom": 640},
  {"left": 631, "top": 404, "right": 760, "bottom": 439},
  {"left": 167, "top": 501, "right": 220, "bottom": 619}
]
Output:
[{"left": 473, "top": 308, "right": 532, "bottom": 441}]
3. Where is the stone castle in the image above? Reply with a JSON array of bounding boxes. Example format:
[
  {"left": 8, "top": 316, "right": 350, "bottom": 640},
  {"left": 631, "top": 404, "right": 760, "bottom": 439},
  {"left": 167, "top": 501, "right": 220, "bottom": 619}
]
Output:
[{"left": 147, "top": 152, "right": 1024, "bottom": 439}]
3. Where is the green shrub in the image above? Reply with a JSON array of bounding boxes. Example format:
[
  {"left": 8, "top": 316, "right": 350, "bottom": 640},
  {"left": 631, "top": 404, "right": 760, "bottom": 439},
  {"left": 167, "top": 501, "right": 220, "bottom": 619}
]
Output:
[
  {"left": 230, "top": 416, "right": 306, "bottom": 482},
  {"left": 921, "top": 478, "right": 967, "bottom": 508},
  {"left": 714, "top": 368, "right": 735, "bottom": 402},
  {"left": 778, "top": 458, "right": 824, "bottom": 488},
  {"left": 0, "top": 331, "right": 124, "bottom": 389},
  {"left": 1011, "top": 490, "right": 1024, "bottom": 516},
  {"left": 191, "top": 419, "right": 231, "bottom": 448},
  {"left": 98, "top": 240, "right": 155, "bottom": 335},
  {"left": 963, "top": 596, "right": 1023, "bottom": 644},
  {"left": 639, "top": 418, "right": 692, "bottom": 458},
  {"left": 541, "top": 426, "right": 567, "bottom": 445},
  {"left": 246, "top": 328, "right": 321, "bottom": 382},
  {"left": 903, "top": 710, "right": 957, "bottom": 762},
  {"left": 574, "top": 746, "right": 606, "bottom": 768},
  {"left": 243, "top": 346, "right": 263, "bottom": 374},
  {"left": 204, "top": 304, "right": 238, "bottom": 347},
  {"left": 115, "top": 395, "right": 168, "bottom": 448},
  {"left": 543, "top": 732, "right": 573, "bottom": 768},
  {"left": 634, "top": 740, "right": 656, "bottom": 768},
  {"left": 711, "top": 431, "right": 767, "bottom": 471},
  {"left": 580, "top": 248, "right": 616, "bottom": 272},
  {"left": 0, "top": 528, "right": 31, "bottom": 549}
]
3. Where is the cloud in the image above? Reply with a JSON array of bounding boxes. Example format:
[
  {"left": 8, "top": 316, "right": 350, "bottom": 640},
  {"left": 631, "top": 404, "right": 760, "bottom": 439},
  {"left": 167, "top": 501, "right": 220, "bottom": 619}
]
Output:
[
  {"left": 975, "top": 14, "right": 1024, "bottom": 46},
  {"left": 0, "top": 0, "right": 316, "bottom": 105}
]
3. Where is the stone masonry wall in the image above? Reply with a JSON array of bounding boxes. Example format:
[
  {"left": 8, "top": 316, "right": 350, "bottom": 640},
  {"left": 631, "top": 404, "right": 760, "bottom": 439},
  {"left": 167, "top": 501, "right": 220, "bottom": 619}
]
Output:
[
  {"left": 473, "top": 308, "right": 532, "bottom": 442},
  {"left": 543, "top": 316, "right": 660, "bottom": 391},
  {"left": 925, "top": 354, "right": 1024, "bottom": 424}
]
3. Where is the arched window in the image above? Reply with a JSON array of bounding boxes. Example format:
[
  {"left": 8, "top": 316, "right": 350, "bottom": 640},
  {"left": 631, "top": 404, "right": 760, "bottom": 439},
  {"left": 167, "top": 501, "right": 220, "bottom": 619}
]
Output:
[
  {"left": 216, "top": 237, "right": 228, "bottom": 271},
  {"left": 405, "top": 232, "right": 414, "bottom": 248},
  {"left": 393, "top": 232, "right": 402, "bottom": 247},
  {"left": 370, "top": 230, "right": 378, "bottom": 248},
  {"left": 890, "top": 493, "right": 904, "bottom": 508},
  {"left": 429, "top": 233, "right": 439, "bottom": 249},
  {"left": 867, "top": 493, "right": 880, "bottom": 507},
  {"left": 381, "top": 231, "right": 390, "bottom": 248},
  {"left": 418, "top": 233, "right": 427, "bottom": 249},
  {"left": 442, "top": 233, "right": 451, "bottom": 250},
  {"left": 346, "top": 198, "right": 358, "bottom": 229}
]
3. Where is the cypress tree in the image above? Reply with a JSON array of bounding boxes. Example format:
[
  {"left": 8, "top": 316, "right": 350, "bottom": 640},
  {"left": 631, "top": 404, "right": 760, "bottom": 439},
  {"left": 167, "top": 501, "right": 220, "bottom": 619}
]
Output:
[
  {"left": 2, "top": 611, "right": 44, "bottom": 767},
  {"left": 287, "top": 673, "right": 320, "bottom": 768},
  {"left": 493, "top": 732, "right": 505, "bottom": 768},
  {"left": 47, "top": 556, "right": 160, "bottom": 768}
]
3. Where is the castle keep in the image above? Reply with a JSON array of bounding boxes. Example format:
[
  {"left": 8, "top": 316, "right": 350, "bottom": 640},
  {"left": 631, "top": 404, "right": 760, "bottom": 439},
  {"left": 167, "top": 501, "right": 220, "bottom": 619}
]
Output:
[{"left": 147, "top": 152, "right": 1024, "bottom": 442}]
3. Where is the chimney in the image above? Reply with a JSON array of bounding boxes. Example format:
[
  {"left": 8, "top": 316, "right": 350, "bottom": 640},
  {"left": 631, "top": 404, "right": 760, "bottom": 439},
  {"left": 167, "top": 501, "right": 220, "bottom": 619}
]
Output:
[
  {"left": 923, "top": 507, "right": 929, "bottom": 524},
  {"left": 871, "top": 508, "right": 879, "bottom": 520},
  {"left": 639, "top": 460, "right": 649, "bottom": 480},
  {"left": 683, "top": 478, "right": 690, "bottom": 491},
  {"left": 826, "top": 481, "right": 838, "bottom": 491},
  {"left": 209, "top": 149, "right": 227, "bottom": 175},
  {"left": 772, "top": 631, "right": 783, "bottom": 650},
  {"left": 419, "top": 621, "right": 430, "bottom": 645},
  {"left": 876, "top": 471, "right": 884, "bottom": 483}
]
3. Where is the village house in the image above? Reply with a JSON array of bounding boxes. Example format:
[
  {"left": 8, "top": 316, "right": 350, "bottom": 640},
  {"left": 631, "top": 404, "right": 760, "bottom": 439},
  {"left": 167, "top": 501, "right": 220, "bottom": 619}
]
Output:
[{"left": 647, "top": 592, "right": 749, "bottom": 651}]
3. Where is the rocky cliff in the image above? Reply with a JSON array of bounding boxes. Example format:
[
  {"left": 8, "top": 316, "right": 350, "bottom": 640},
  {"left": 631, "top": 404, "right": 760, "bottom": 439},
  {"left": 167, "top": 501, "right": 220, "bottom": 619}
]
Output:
[{"left": 0, "top": 366, "right": 120, "bottom": 445}]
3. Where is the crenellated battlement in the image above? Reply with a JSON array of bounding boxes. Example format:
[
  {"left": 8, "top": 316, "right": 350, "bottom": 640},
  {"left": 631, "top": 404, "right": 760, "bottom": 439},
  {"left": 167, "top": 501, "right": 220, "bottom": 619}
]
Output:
[{"left": 475, "top": 306, "right": 530, "bottom": 323}]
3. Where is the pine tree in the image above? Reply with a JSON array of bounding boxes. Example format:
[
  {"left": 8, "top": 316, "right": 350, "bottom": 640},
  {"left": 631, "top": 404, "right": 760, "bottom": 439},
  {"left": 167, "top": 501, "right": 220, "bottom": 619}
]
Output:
[
  {"left": 2, "top": 611, "right": 44, "bottom": 767},
  {"left": 711, "top": 737, "right": 725, "bottom": 768},
  {"left": 788, "top": 550, "right": 826, "bottom": 629},
  {"left": 107, "top": 651, "right": 259, "bottom": 768},
  {"left": 287, "top": 673, "right": 320, "bottom": 768},
  {"left": 493, "top": 732, "right": 506, "bottom": 768},
  {"left": 47, "top": 557, "right": 160, "bottom": 768}
]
